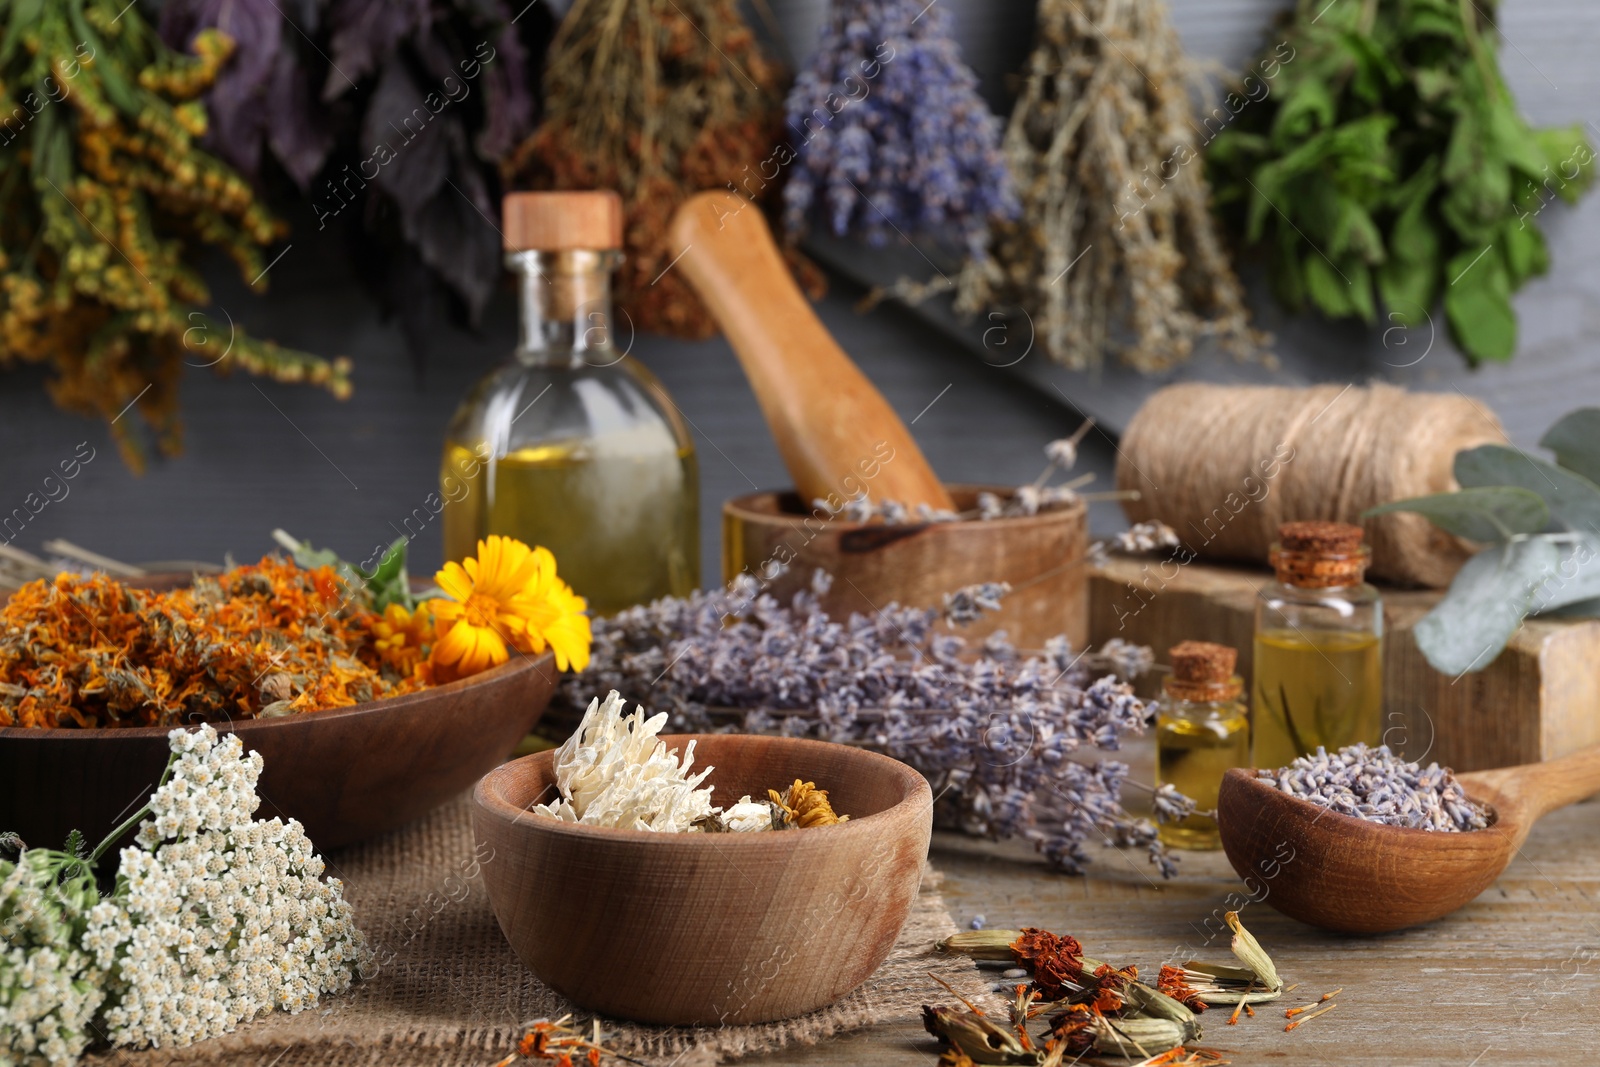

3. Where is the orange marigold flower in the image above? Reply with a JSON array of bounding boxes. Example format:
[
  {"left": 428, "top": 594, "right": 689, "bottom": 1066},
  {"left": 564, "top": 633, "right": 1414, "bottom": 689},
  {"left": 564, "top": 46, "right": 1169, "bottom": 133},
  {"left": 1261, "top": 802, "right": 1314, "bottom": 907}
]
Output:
[{"left": 427, "top": 536, "right": 591, "bottom": 681}]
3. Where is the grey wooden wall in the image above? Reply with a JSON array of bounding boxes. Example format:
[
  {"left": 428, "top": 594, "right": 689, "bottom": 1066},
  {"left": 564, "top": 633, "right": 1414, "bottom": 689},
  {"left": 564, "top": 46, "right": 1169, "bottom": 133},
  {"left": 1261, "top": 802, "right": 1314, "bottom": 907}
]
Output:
[{"left": 2, "top": 0, "right": 1597, "bottom": 583}]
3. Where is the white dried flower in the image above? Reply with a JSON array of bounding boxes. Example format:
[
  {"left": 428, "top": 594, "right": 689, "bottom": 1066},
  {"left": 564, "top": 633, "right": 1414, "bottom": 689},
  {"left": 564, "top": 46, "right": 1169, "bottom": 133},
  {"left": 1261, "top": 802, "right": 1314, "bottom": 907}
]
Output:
[
  {"left": 1112, "top": 521, "right": 1181, "bottom": 554},
  {"left": 0, "top": 852, "right": 104, "bottom": 1066},
  {"left": 976, "top": 492, "right": 1005, "bottom": 520},
  {"left": 1044, "top": 438, "right": 1078, "bottom": 470},
  {"left": 534, "top": 691, "right": 717, "bottom": 832},
  {"left": 842, "top": 492, "right": 875, "bottom": 523},
  {"left": 83, "top": 724, "right": 364, "bottom": 1051},
  {"left": 721, "top": 798, "right": 776, "bottom": 833}
]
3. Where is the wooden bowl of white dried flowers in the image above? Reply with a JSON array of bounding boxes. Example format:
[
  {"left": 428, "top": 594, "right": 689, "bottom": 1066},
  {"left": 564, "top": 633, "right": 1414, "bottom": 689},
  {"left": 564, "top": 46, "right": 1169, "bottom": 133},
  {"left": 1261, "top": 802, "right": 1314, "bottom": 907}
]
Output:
[{"left": 471, "top": 691, "right": 934, "bottom": 1025}]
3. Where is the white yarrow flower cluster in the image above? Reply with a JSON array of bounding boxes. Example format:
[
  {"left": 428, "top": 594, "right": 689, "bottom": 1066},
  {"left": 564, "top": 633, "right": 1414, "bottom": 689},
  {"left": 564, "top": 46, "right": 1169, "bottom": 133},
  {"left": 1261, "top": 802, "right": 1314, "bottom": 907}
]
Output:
[
  {"left": 0, "top": 856, "right": 104, "bottom": 1066},
  {"left": 81, "top": 724, "right": 365, "bottom": 1050}
]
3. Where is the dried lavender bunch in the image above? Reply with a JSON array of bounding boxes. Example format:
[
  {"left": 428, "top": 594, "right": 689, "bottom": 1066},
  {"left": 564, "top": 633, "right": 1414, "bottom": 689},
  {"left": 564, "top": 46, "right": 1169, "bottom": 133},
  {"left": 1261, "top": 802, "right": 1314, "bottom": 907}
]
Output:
[
  {"left": 1256, "top": 744, "right": 1490, "bottom": 832},
  {"left": 781, "top": 0, "right": 1017, "bottom": 260},
  {"left": 822, "top": 423, "right": 1118, "bottom": 524},
  {"left": 559, "top": 572, "right": 1190, "bottom": 875}
]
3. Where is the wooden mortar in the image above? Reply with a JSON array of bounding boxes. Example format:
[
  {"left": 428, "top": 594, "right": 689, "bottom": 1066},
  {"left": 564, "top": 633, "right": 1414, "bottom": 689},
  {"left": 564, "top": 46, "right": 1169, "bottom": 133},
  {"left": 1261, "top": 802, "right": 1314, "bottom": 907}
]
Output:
[{"left": 723, "top": 486, "right": 1088, "bottom": 651}]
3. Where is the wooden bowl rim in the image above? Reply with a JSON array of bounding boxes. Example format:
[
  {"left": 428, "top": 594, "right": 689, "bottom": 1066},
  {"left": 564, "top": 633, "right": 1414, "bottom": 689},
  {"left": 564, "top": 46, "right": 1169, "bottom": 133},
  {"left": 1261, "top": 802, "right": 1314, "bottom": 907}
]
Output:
[
  {"left": 722, "top": 485, "right": 1086, "bottom": 530},
  {"left": 474, "top": 732, "right": 932, "bottom": 846},
  {"left": 1220, "top": 767, "right": 1504, "bottom": 843},
  {"left": 0, "top": 650, "right": 554, "bottom": 740}
]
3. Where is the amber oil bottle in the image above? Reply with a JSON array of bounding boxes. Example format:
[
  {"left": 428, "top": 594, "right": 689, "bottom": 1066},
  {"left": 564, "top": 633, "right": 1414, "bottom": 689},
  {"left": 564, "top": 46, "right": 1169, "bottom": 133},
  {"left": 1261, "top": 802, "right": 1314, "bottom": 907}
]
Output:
[{"left": 1156, "top": 640, "right": 1250, "bottom": 850}]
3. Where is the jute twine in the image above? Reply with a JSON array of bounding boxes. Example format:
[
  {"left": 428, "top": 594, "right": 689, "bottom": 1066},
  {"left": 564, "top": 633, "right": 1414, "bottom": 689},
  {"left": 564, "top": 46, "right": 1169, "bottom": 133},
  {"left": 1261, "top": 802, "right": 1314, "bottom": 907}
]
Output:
[
  {"left": 87, "top": 795, "right": 995, "bottom": 1067},
  {"left": 1116, "top": 382, "right": 1507, "bottom": 588}
]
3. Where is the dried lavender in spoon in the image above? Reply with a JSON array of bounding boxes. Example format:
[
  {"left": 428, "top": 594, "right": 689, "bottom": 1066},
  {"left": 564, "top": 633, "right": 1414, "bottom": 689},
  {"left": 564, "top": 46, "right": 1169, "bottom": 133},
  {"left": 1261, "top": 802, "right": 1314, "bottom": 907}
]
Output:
[{"left": 1255, "top": 744, "right": 1490, "bottom": 832}]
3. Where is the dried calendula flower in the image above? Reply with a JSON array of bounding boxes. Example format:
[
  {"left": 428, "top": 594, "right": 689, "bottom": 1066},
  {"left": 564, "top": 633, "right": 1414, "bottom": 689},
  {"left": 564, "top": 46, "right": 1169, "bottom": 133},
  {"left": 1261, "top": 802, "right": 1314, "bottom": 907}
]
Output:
[{"left": 768, "top": 780, "right": 849, "bottom": 828}]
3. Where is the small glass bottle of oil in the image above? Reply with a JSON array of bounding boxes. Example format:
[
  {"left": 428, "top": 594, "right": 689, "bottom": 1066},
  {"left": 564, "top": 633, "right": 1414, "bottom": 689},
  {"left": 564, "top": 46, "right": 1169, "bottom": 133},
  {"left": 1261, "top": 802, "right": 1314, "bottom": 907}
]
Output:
[
  {"left": 1251, "top": 521, "right": 1383, "bottom": 770},
  {"left": 1156, "top": 640, "right": 1250, "bottom": 850},
  {"left": 440, "top": 191, "right": 700, "bottom": 615}
]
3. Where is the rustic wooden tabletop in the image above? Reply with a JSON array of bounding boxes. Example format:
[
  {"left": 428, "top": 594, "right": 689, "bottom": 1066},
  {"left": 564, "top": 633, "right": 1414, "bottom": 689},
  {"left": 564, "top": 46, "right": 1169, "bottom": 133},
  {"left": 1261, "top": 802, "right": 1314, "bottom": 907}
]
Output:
[{"left": 751, "top": 739, "right": 1600, "bottom": 1066}]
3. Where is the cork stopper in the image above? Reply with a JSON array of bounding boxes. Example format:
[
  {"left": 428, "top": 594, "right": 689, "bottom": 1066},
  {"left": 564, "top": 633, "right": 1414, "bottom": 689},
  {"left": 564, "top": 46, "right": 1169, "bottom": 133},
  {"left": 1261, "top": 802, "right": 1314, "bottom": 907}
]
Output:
[
  {"left": 503, "top": 191, "right": 623, "bottom": 252},
  {"left": 1278, "top": 521, "right": 1364, "bottom": 555},
  {"left": 1270, "top": 520, "right": 1370, "bottom": 588},
  {"left": 1170, "top": 641, "right": 1236, "bottom": 684},
  {"left": 1164, "top": 641, "right": 1242, "bottom": 702}
]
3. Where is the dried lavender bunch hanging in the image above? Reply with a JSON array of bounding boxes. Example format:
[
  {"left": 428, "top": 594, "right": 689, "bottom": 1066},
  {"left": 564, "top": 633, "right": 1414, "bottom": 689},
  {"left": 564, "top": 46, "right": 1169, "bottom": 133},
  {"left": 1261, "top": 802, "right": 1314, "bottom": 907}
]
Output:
[
  {"left": 895, "top": 0, "right": 1258, "bottom": 372},
  {"left": 781, "top": 0, "right": 1017, "bottom": 260},
  {"left": 558, "top": 572, "right": 1192, "bottom": 876}
]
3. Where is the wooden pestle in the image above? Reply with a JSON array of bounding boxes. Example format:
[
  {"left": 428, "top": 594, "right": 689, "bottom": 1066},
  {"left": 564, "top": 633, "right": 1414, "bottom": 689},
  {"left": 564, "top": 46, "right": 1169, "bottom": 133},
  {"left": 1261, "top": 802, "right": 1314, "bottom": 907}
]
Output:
[{"left": 669, "top": 191, "right": 954, "bottom": 512}]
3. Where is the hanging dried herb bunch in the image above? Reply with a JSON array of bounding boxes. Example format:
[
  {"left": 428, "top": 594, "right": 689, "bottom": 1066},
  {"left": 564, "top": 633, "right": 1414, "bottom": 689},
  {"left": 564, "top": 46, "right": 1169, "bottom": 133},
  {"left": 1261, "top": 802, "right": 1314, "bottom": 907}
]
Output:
[
  {"left": 505, "top": 0, "right": 815, "bottom": 338},
  {"left": 158, "top": 0, "right": 541, "bottom": 361},
  {"left": 0, "top": 0, "right": 350, "bottom": 470},
  {"left": 905, "top": 0, "right": 1258, "bottom": 373},
  {"left": 781, "top": 0, "right": 1017, "bottom": 259}
]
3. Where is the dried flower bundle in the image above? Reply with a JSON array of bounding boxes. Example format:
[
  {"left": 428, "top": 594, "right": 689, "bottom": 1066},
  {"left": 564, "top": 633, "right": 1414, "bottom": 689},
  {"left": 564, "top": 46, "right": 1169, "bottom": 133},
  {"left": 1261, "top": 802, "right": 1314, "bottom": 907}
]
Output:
[
  {"left": 1255, "top": 744, "right": 1490, "bottom": 832},
  {"left": 896, "top": 0, "right": 1257, "bottom": 372},
  {"left": 781, "top": 0, "right": 1017, "bottom": 260},
  {"left": 2, "top": 725, "right": 363, "bottom": 1062},
  {"left": 560, "top": 572, "right": 1188, "bottom": 875},
  {"left": 505, "top": 0, "right": 818, "bottom": 337},
  {"left": 158, "top": 0, "right": 542, "bottom": 357},
  {"left": 0, "top": 0, "right": 350, "bottom": 469},
  {"left": 533, "top": 690, "right": 845, "bottom": 833}
]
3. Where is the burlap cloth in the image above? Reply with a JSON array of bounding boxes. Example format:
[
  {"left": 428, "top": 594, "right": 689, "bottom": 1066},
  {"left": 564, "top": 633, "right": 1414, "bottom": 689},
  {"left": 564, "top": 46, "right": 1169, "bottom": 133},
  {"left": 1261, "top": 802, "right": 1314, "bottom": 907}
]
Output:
[{"left": 89, "top": 795, "right": 996, "bottom": 1066}]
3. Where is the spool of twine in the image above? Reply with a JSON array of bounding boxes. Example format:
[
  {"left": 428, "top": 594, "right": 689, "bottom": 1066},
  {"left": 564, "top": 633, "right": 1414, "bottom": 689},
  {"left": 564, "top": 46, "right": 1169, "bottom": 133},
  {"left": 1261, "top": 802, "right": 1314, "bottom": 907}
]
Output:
[{"left": 1116, "top": 383, "right": 1507, "bottom": 588}]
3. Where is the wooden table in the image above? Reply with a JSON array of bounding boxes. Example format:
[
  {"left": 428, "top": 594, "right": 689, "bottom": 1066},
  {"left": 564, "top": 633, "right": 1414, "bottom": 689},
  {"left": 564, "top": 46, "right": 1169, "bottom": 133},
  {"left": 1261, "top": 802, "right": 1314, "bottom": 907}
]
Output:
[{"left": 752, "top": 740, "right": 1600, "bottom": 1066}]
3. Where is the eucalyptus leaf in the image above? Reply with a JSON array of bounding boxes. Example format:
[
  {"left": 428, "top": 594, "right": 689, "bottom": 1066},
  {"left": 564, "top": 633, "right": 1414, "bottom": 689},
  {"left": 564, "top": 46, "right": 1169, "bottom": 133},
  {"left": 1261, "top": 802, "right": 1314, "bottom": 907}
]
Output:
[
  {"left": 1365, "top": 486, "right": 1549, "bottom": 542},
  {"left": 1528, "top": 534, "right": 1600, "bottom": 614},
  {"left": 1414, "top": 537, "right": 1561, "bottom": 675},
  {"left": 1539, "top": 407, "right": 1600, "bottom": 487},
  {"left": 1454, "top": 445, "right": 1600, "bottom": 533}
]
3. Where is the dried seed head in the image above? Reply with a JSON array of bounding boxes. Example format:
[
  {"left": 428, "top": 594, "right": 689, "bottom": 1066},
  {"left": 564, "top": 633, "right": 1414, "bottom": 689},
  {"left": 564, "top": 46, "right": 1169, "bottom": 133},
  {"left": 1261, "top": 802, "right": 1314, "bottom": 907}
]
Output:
[{"left": 1225, "top": 911, "right": 1282, "bottom": 993}]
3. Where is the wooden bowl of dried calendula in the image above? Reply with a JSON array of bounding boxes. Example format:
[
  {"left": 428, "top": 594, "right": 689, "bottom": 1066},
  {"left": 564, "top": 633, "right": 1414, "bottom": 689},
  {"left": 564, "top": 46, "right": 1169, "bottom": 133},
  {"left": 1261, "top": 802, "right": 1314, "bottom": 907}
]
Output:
[{"left": 472, "top": 696, "right": 934, "bottom": 1026}]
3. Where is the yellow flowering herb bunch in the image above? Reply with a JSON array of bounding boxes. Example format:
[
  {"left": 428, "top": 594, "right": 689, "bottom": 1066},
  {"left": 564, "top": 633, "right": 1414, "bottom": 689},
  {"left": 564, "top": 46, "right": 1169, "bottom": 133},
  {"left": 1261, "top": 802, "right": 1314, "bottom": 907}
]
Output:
[{"left": 0, "top": 0, "right": 351, "bottom": 469}]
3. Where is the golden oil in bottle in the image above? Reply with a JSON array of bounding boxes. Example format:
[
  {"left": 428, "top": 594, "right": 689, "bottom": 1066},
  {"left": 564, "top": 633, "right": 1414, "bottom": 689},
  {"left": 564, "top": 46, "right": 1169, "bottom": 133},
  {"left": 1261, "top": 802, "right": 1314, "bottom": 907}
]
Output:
[
  {"left": 1251, "top": 628, "right": 1383, "bottom": 771},
  {"left": 440, "top": 191, "right": 699, "bottom": 616},
  {"left": 1251, "top": 521, "right": 1383, "bottom": 770},
  {"left": 440, "top": 437, "right": 698, "bottom": 617},
  {"left": 1155, "top": 641, "right": 1250, "bottom": 850}
]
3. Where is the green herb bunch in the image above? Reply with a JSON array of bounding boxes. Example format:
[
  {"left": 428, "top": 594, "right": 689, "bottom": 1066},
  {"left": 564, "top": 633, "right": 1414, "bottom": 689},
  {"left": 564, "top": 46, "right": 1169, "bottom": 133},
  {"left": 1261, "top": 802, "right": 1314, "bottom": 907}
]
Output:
[
  {"left": 0, "top": 0, "right": 350, "bottom": 471},
  {"left": 1208, "top": 0, "right": 1594, "bottom": 363},
  {"left": 1367, "top": 408, "right": 1600, "bottom": 674}
]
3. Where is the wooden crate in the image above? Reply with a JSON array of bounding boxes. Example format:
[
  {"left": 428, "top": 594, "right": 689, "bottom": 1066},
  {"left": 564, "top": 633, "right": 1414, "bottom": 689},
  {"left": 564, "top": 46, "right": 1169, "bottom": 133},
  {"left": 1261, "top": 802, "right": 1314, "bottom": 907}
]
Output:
[{"left": 1089, "top": 555, "right": 1600, "bottom": 772}]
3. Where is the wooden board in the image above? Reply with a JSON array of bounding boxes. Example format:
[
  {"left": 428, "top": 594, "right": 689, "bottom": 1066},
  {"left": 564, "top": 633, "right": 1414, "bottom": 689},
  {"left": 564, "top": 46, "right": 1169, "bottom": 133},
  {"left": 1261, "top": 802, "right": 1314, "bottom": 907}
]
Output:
[{"left": 1089, "top": 554, "right": 1600, "bottom": 772}]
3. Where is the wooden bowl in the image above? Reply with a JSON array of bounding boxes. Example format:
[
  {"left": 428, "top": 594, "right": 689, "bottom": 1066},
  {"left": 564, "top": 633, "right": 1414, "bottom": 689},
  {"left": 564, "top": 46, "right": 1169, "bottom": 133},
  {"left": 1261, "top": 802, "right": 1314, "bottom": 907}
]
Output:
[
  {"left": 722, "top": 485, "right": 1088, "bottom": 650},
  {"left": 472, "top": 733, "right": 934, "bottom": 1025},
  {"left": 0, "top": 653, "right": 558, "bottom": 853}
]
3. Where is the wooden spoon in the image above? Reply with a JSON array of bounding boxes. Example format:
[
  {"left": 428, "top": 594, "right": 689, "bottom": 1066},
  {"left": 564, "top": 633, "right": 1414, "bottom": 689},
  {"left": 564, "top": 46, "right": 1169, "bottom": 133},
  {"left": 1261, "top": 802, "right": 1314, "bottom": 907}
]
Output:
[
  {"left": 669, "top": 191, "right": 955, "bottom": 512},
  {"left": 1215, "top": 743, "right": 1600, "bottom": 933}
]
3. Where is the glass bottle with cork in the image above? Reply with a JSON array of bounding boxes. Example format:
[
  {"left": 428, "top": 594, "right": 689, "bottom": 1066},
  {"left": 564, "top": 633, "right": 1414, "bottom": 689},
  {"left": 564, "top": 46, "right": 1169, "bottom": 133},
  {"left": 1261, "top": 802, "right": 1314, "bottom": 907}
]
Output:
[
  {"left": 1155, "top": 640, "right": 1250, "bottom": 850},
  {"left": 440, "top": 191, "right": 700, "bottom": 615},
  {"left": 1251, "top": 520, "right": 1383, "bottom": 770}
]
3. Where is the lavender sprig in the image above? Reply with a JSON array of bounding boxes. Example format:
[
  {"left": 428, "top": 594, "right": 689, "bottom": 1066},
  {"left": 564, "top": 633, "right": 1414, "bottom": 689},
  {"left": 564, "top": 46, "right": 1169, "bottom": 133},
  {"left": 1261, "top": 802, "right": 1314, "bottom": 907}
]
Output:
[
  {"left": 781, "top": 0, "right": 1017, "bottom": 260},
  {"left": 558, "top": 571, "right": 1185, "bottom": 876}
]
